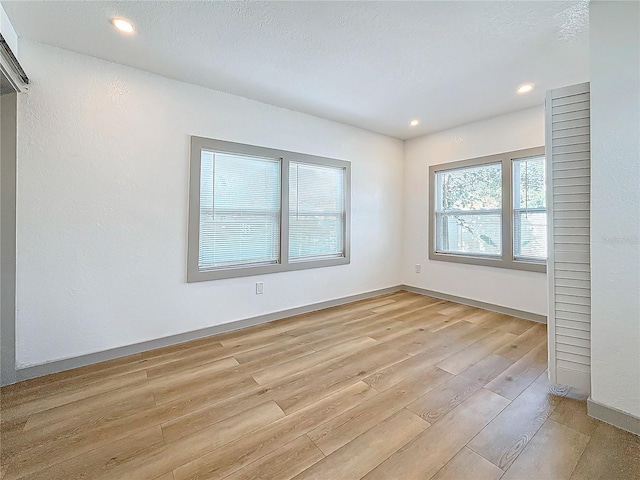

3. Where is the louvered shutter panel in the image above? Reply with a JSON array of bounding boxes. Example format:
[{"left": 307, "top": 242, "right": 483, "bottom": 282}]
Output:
[{"left": 546, "top": 82, "right": 591, "bottom": 391}]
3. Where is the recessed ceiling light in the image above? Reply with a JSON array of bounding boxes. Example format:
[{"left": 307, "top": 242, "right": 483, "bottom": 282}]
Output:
[
  {"left": 410, "top": 119, "right": 420, "bottom": 126},
  {"left": 517, "top": 83, "right": 534, "bottom": 94},
  {"left": 111, "top": 17, "right": 134, "bottom": 34}
]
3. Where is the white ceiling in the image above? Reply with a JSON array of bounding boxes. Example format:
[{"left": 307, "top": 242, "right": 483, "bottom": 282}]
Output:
[{"left": 3, "top": 1, "right": 590, "bottom": 139}]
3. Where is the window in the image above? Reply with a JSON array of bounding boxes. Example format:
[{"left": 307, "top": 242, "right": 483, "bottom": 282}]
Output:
[
  {"left": 198, "top": 151, "right": 281, "bottom": 270},
  {"left": 188, "top": 137, "right": 350, "bottom": 282},
  {"left": 289, "top": 162, "right": 345, "bottom": 261},
  {"left": 513, "top": 155, "right": 547, "bottom": 262},
  {"left": 435, "top": 162, "right": 503, "bottom": 257},
  {"left": 429, "top": 147, "right": 546, "bottom": 272}
]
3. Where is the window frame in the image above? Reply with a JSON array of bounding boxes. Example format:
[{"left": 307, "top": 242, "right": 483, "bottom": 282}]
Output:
[
  {"left": 428, "top": 146, "right": 546, "bottom": 273},
  {"left": 188, "top": 136, "right": 351, "bottom": 282}
]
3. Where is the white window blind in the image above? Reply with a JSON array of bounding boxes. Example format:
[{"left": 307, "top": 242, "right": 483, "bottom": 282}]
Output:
[
  {"left": 289, "top": 162, "right": 345, "bottom": 261},
  {"left": 513, "top": 155, "right": 547, "bottom": 262},
  {"left": 198, "top": 151, "right": 281, "bottom": 271},
  {"left": 435, "top": 163, "right": 503, "bottom": 257}
]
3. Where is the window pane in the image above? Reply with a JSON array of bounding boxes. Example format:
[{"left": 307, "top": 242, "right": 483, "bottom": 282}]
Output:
[
  {"left": 289, "top": 162, "right": 345, "bottom": 261},
  {"left": 513, "top": 155, "right": 547, "bottom": 261},
  {"left": 199, "top": 151, "right": 281, "bottom": 270},
  {"left": 435, "top": 163, "right": 502, "bottom": 256}
]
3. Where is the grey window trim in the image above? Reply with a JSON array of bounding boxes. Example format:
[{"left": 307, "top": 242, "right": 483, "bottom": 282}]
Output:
[
  {"left": 188, "top": 136, "right": 351, "bottom": 282},
  {"left": 428, "top": 146, "right": 547, "bottom": 273}
]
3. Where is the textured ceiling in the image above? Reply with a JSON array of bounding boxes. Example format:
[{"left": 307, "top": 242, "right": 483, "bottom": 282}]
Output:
[{"left": 3, "top": 1, "right": 590, "bottom": 139}]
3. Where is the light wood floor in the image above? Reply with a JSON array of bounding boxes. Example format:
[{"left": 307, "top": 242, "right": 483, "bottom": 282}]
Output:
[{"left": 1, "top": 291, "right": 639, "bottom": 480}]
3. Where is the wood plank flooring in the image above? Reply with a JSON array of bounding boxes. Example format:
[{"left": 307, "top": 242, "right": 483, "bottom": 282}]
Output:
[{"left": 1, "top": 291, "right": 638, "bottom": 479}]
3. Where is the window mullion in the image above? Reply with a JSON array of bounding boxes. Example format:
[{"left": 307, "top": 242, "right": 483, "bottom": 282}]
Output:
[
  {"left": 502, "top": 157, "right": 514, "bottom": 265},
  {"left": 513, "top": 160, "right": 521, "bottom": 259},
  {"left": 281, "top": 157, "right": 290, "bottom": 267},
  {"left": 344, "top": 164, "right": 351, "bottom": 263}
]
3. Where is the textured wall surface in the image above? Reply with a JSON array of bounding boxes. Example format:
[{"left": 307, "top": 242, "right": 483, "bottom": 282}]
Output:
[
  {"left": 402, "top": 107, "right": 548, "bottom": 316},
  {"left": 15, "top": 41, "right": 404, "bottom": 368},
  {"left": 590, "top": 1, "right": 640, "bottom": 418}
]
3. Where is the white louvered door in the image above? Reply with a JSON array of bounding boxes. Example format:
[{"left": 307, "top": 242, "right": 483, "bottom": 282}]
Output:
[{"left": 546, "top": 82, "right": 591, "bottom": 391}]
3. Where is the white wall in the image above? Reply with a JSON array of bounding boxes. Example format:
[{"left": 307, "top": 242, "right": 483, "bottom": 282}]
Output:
[
  {"left": 590, "top": 1, "right": 640, "bottom": 418},
  {"left": 402, "top": 107, "right": 547, "bottom": 316},
  {"left": 15, "top": 41, "right": 404, "bottom": 368}
]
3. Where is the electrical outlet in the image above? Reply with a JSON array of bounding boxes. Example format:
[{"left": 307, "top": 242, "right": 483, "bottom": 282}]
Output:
[
  {"left": 256, "top": 282, "right": 264, "bottom": 295},
  {"left": 415, "top": 264, "right": 421, "bottom": 273}
]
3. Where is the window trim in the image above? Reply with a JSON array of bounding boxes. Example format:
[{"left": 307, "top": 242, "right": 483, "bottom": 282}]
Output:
[
  {"left": 428, "top": 146, "right": 546, "bottom": 273},
  {"left": 188, "top": 136, "right": 351, "bottom": 282}
]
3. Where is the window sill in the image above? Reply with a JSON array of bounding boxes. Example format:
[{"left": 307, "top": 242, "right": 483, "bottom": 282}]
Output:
[
  {"left": 188, "top": 256, "right": 350, "bottom": 282},
  {"left": 428, "top": 251, "right": 546, "bottom": 273}
]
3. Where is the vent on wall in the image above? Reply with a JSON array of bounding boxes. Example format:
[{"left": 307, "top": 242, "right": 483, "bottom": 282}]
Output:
[{"left": 545, "top": 82, "right": 591, "bottom": 391}]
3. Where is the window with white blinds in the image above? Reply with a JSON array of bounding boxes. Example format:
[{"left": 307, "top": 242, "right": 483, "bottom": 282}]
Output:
[
  {"left": 198, "top": 151, "right": 281, "bottom": 270},
  {"left": 513, "top": 155, "right": 547, "bottom": 262},
  {"left": 434, "top": 163, "right": 503, "bottom": 257},
  {"left": 188, "top": 137, "right": 351, "bottom": 282},
  {"left": 429, "top": 147, "right": 546, "bottom": 272},
  {"left": 289, "top": 162, "right": 345, "bottom": 261}
]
